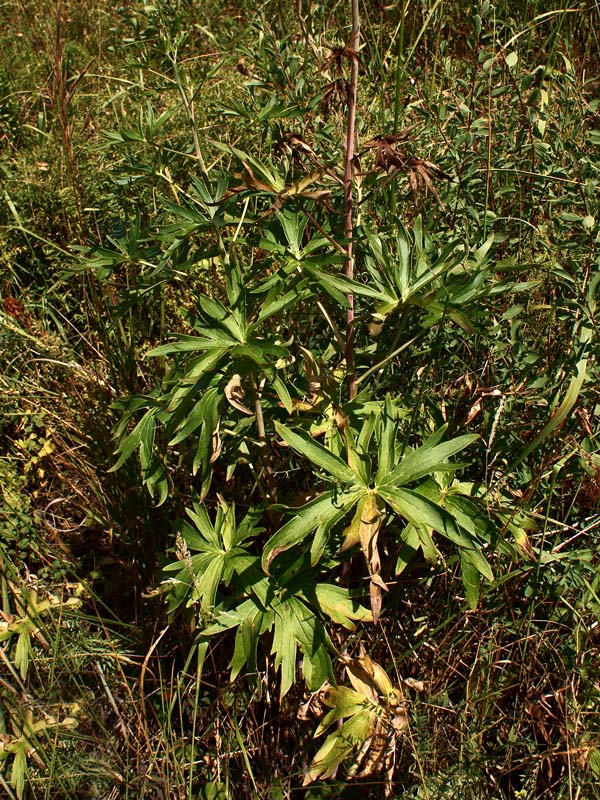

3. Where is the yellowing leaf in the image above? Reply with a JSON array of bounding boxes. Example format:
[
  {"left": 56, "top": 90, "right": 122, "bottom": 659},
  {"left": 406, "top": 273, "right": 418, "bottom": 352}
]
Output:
[
  {"left": 304, "top": 710, "right": 373, "bottom": 784},
  {"left": 360, "top": 493, "right": 381, "bottom": 568},
  {"left": 370, "top": 657, "right": 396, "bottom": 699},
  {"left": 341, "top": 496, "right": 366, "bottom": 551},
  {"left": 305, "top": 649, "right": 410, "bottom": 796}
]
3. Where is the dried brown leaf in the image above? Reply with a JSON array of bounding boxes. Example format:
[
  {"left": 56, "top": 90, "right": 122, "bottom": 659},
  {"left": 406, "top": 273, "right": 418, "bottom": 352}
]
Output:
[{"left": 224, "top": 374, "right": 253, "bottom": 416}]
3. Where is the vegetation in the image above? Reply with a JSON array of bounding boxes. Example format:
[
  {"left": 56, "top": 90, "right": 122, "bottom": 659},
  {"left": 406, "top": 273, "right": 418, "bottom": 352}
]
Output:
[{"left": 1, "top": 0, "right": 599, "bottom": 797}]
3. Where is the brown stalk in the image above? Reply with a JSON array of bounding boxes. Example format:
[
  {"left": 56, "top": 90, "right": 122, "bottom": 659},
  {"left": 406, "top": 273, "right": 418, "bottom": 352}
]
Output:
[
  {"left": 53, "top": 5, "right": 87, "bottom": 241},
  {"left": 344, "top": 0, "right": 360, "bottom": 401}
]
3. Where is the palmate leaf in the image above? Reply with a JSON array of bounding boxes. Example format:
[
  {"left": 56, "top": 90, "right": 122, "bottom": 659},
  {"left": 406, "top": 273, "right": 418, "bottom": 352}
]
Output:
[
  {"left": 262, "top": 489, "right": 361, "bottom": 573},
  {"left": 376, "top": 426, "right": 477, "bottom": 487},
  {"left": 165, "top": 350, "right": 228, "bottom": 414},
  {"left": 193, "top": 390, "right": 221, "bottom": 496},
  {"left": 345, "top": 424, "right": 373, "bottom": 485},
  {"left": 231, "top": 339, "right": 290, "bottom": 363},
  {"left": 416, "top": 479, "right": 493, "bottom": 542},
  {"left": 364, "top": 220, "right": 465, "bottom": 318},
  {"left": 274, "top": 422, "right": 358, "bottom": 484},
  {"left": 168, "top": 387, "right": 220, "bottom": 447},
  {"left": 163, "top": 552, "right": 213, "bottom": 612},
  {"left": 272, "top": 603, "right": 298, "bottom": 696},
  {"left": 255, "top": 282, "right": 311, "bottom": 323},
  {"left": 375, "top": 396, "right": 401, "bottom": 478},
  {"left": 183, "top": 502, "right": 219, "bottom": 549},
  {"left": 108, "top": 406, "right": 170, "bottom": 505},
  {"left": 202, "top": 597, "right": 265, "bottom": 636},
  {"left": 267, "top": 594, "right": 335, "bottom": 697},
  {"left": 210, "top": 140, "right": 286, "bottom": 192},
  {"left": 379, "top": 485, "right": 493, "bottom": 581},
  {"left": 314, "top": 686, "right": 369, "bottom": 735},
  {"left": 230, "top": 606, "right": 272, "bottom": 681},
  {"left": 198, "top": 294, "right": 246, "bottom": 340},
  {"left": 190, "top": 553, "right": 225, "bottom": 612},
  {"left": 290, "top": 596, "right": 335, "bottom": 688},
  {"left": 109, "top": 407, "right": 156, "bottom": 472},
  {"left": 414, "top": 521, "right": 441, "bottom": 563},
  {"left": 163, "top": 501, "right": 265, "bottom": 614},
  {"left": 395, "top": 523, "right": 421, "bottom": 575},
  {"left": 200, "top": 597, "right": 275, "bottom": 683},
  {"left": 11, "top": 743, "right": 27, "bottom": 800}
]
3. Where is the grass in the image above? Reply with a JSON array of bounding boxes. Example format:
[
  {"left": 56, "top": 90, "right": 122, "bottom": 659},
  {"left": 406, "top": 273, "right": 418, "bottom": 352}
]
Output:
[{"left": 1, "top": 0, "right": 599, "bottom": 798}]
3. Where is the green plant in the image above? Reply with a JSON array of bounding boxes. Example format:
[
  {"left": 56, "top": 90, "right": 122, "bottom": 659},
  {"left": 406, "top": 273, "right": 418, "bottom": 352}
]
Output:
[{"left": 2, "top": 0, "right": 599, "bottom": 796}]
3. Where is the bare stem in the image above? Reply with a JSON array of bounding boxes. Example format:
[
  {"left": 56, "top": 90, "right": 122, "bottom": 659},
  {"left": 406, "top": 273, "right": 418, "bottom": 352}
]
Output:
[{"left": 344, "top": 0, "right": 360, "bottom": 401}]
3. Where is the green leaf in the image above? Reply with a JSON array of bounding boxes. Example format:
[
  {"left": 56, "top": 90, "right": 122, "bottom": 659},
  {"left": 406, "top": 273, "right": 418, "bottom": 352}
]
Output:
[
  {"left": 232, "top": 339, "right": 289, "bottom": 363},
  {"left": 169, "top": 387, "right": 220, "bottom": 446},
  {"left": 275, "top": 422, "right": 358, "bottom": 484},
  {"left": 256, "top": 284, "right": 309, "bottom": 322},
  {"left": 202, "top": 598, "right": 266, "bottom": 636},
  {"left": 375, "top": 396, "right": 399, "bottom": 479},
  {"left": 11, "top": 742, "right": 27, "bottom": 799},
  {"left": 230, "top": 608, "right": 264, "bottom": 680},
  {"left": 272, "top": 374, "right": 293, "bottom": 414},
  {"left": 165, "top": 350, "right": 228, "bottom": 415},
  {"left": 395, "top": 524, "right": 421, "bottom": 574},
  {"left": 15, "top": 627, "right": 31, "bottom": 680},
  {"left": 148, "top": 333, "right": 237, "bottom": 355},
  {"left": 190, "top": 390, "right": 221, "bottom": 495},
  {"left": 345, "top": 426, "right": 372, "bottom": 485},
  {"left": 272, "top": 605, "right": 298, "bottom": 696},
  {"left": 316, "top": 686, "right": 368, "bottom": 732},
  {"left": 262, "top": 490, "right": 360, "bottom": 573},
  {"left": 460, "top": 550, "right": 482, "bottom": 609},
  {"left": 414, "top": 522, "right": 440, "bottom": 563},
  {"left": 310, "top": 520, "right": 330, "bottom": 566},
  {"left": 378, "top": 429, "right": 477, "bottom": 488},
  {"left": 185, "top": 502, "right": 219, "bottom": 548},
  {"left": 312, "top": 584, "right": 373, "bottom": 628},
  {"left": 193, "top": 552, "right": 225, "bottom": 612},
  {"left": 380, "top": 485, "right": 488, "bottom": 558},
  {"left": 508, "top": 355, "right": 588, "bottom": 472},
  {"left": 199, "top": 295, "right": 245, "bottom": 340}
]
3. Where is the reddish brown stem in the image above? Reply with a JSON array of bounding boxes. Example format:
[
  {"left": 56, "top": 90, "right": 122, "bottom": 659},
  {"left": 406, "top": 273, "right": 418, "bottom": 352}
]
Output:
[{"left": 344, "top": 0, "right": 360, "bottom": 401}]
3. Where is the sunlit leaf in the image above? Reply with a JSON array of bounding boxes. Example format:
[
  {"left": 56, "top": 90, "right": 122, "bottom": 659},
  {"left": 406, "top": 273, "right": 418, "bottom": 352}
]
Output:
[
  {"left": 378, "top": 428, "right": 477, "bottom": 488},
  {"left": 275, "top": 422, "right": 358, "bottom": 484},
  {"left": 262, "top": 490, "right": 359, "bottom": 572}
]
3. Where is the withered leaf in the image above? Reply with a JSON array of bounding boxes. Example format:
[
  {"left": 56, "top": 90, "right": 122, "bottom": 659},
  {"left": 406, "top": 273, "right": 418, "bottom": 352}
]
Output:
[{"left": 224, "top": 374, "right": 253, "bottom": 416}]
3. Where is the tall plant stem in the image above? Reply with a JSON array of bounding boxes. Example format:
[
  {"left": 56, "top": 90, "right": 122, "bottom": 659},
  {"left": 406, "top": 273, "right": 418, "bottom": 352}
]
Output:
[
  {"left": 252, "top": 376, "right": 279, "bottom": 518},
  {"left": 344, "top": 0, "right": 361, "bottom": 401},
  {"left": 53, "top": 4, "right": 86, "bottom": 242},
  {"left": 169, "top": 52, "right": 209, "bottom": 182}
]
